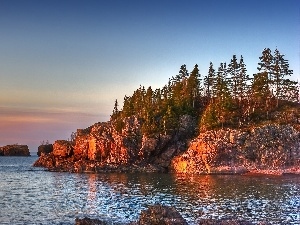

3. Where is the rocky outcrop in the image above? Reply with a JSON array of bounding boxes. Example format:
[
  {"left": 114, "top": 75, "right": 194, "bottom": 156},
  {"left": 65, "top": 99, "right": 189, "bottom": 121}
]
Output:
[
  {"left": 37, "top": 144, "right": 53, "bottom": 156},
  {"left": 0, "top": 145, "right": 30, "bottom": 156},
  {"left": 33, "top": 115, "right": 197, "bottom": 172},
  {"left": 33, "top": 113, "right": 300, "bottom": 175},
  {"left": 171, "top": 124, "right": 300, "bottom": 174}
]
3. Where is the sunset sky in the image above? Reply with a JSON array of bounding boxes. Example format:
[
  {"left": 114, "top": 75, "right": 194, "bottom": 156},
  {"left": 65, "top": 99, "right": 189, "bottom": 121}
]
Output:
[{"left": 0, "top": 0, "right": 299, "bottom": 153}]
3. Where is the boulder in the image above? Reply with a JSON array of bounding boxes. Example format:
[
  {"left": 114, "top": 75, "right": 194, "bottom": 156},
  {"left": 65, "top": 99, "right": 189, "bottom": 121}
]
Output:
[
  {"left": 134, "top": 205, "right": 188, "bottom": 225},
  {"left": 0, "top": 145, "right": 30, "bottom": 156},
  {"left": 75, "top": 205, "right": 187, "bottom": 225},
  {"left": 75, "top": 217, "right": 108, "bottom": 225}
]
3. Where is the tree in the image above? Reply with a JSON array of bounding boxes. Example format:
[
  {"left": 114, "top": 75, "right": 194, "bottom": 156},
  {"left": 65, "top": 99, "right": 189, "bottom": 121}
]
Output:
[
  {"left": 257, "top": 48, "right": 273, "bottom": 91},
  {"left": 227, "top": 55, "right": 239, "bottom": 99},
  {"left": 272, "top": 48, "right": 294, "bottom": 106},
  {"left": 184, "top": 64, "right": 201, "bottom": 113},
  {"left": 204, "top": 62, "right": 215, "bottom": 99},
  {"left": 250, "top": 72, "right": 274, "bottom": 120},
  {"left": 236, "top": 55, "right": 249, "bottom": 103},
  {"left": 111, "top": 99, "right": 119, "bottom": 119},
  {"left": 215, "top": 62, "right": 234, "bottom": 127}
]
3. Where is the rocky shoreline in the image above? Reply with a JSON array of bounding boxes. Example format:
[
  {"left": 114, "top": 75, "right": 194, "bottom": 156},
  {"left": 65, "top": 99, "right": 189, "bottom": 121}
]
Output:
[{"left": 33, "top": 116, "right": 300, "bottom": 175}]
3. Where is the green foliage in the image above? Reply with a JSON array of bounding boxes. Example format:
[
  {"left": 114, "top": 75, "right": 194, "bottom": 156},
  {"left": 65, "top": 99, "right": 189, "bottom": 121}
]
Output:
[{"left": 109, "top": 48, "right": 299, "bottom": 135}]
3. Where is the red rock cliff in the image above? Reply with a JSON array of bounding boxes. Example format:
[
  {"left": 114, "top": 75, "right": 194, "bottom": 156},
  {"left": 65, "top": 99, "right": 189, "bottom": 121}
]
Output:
[{"left": 171, "top": 124, "right": 300, "bottom": 174}]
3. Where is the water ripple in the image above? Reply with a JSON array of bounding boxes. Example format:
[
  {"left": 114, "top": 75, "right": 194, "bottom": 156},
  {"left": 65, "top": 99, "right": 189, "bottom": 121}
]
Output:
[{"left": 0, "top": 157, "right": 299, "bottom": 225}]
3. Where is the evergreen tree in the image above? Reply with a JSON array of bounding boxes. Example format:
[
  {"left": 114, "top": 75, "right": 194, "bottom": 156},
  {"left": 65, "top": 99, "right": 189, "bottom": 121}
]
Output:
[
  {"left": 184, "top": 64, "right": 201, "bottom": 112},
  {"left": 236, "top": 55, "right": 249, "bottom": 103},
  {"left": 272, "top": 48, "right": 294, "bottom": 106},
  {"left": 257, "top": 48, "right": 273, "bottom": 91},
  {"left": 204, "top": 62, "right": 215, "bottom": 99},
  {"left": 215, "top": 62, "right": 233, "bottom": 128},
  {"left": 250, "top": 72, "right": 273, "bottom": 120},
  {"left": 227, "top": 55, "right": 239, "bottom": 99},
  {"left": 112, "top": 99, "right": 119, "bottom": 117}
]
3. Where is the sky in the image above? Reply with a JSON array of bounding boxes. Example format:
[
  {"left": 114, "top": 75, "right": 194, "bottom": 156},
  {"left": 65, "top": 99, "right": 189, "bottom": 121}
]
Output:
[{"left": 0, "top": 0, "right": 299, "bottom": 153}]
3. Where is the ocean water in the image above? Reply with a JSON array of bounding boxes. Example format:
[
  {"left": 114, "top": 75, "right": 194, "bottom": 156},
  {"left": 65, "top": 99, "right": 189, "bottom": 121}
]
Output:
[{"left": 0, "top": 156, "right": 299, "bottom": 225}]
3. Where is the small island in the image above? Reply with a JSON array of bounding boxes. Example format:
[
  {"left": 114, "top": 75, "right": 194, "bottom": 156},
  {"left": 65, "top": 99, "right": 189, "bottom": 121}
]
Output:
[
  {"left": 0, "top": 144, "right": 30, "bottom": 156},
  {"left": 34, "top": 48, "right": 300, "bottom": 175}
]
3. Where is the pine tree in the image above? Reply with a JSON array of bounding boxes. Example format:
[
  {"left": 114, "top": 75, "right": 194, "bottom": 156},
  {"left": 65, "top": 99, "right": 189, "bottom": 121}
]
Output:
[
  {"left": 204, "top": 62, "right": 215, "bottom": 99},
  {"left": 272, "top": 48, "right": 294, "bottom": 106},
  {"left": 215, "top": 62, "right": 233, "bottom": 128},
  {"left": 236, "top": 55, "right": 249, "bottom": 103},
  {"left": 227, "top": 55, "right": 239, "bottom": 100},
  {"left": 185, "top": 64, "right": 201, "bottom": 112},
  {"left": 112, "top": 99, "right": 119, "bottom": 117},
  {"left": 250, "top": 72, "right": 273, "bottom": 120},
  {"left": 257, "top": 48, "right": 273, "bottom": 91}
]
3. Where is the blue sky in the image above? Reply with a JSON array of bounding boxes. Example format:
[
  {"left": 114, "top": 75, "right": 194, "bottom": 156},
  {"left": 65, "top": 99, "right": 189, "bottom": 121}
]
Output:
[{"left": 0, "top": 0, "right": 299, "bottom": 152}]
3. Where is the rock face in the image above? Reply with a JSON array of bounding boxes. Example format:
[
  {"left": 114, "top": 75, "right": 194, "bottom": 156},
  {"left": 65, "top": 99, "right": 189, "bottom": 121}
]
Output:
[
  {"left": 171, "top": 124, "right": 300, "bottom": 174},
  {"left": 0, "top": 145, "right": 30, "bottom": 156},
  {"left": 34, "top": 115, "right": 197, "bottom": 172},
  {"left": 53, "top": 140, "right": 73, "bottom": 158},
  {"left": 34, "top": 118, "right": 300, "bottom": 174}
]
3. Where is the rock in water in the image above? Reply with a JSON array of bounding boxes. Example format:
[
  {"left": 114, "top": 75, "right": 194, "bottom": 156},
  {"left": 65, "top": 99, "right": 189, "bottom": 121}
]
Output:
[
  {"left": 135, "top": 205, "right": 188, "bottom": 225},
  {"left": 37, "top": 144, "right": 53, "bottom": 156},
  {"left": 0, "top": 145, "right": 30, "bottom": 156},
  {"left": 75, "top": 217, "right": 108, "bottom": 225}
]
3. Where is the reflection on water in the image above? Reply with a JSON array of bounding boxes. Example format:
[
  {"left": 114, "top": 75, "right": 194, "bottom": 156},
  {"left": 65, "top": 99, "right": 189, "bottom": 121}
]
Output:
[{"left": 0, "top": 157, "right": 299, "bottom": 224}]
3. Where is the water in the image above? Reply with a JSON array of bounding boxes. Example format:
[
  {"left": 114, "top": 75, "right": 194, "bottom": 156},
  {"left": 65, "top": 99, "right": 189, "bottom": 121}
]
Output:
[{"left": 0, "top": 157, "right": 299, "bottom": 225}]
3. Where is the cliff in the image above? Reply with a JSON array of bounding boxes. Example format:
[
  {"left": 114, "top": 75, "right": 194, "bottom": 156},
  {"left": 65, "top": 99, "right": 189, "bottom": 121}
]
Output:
[
  {"left": 34, "top": 116, "right": 300, "bottom": 175},
  {"left": 33, "top": 115, "right": 197, "bottom": 172},
  {"left": 0, "top": 145, "right": 30, "bottom": 156},
  {"left": 171, "top": 124, "right": 300, "bottom": 175}
]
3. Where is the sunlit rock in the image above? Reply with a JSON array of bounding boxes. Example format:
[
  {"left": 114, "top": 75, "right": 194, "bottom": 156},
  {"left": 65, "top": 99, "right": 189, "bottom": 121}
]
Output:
[
  {"left": 171, "top": 124, "right": 300, "bottom": 174},
  {"left": 53, "top": 140, "right": 73, "bottom": 158}
]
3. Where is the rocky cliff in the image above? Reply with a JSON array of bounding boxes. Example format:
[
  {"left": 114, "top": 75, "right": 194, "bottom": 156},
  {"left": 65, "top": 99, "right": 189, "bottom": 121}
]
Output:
[
  {"left": 171, "top": 124, "right": 300, "bottom": 175},
  {"left": 0, "top": 145, "right": 30, "bottom": 156},
  {"left": 33, "top": 115, "right": 197, "bottom": 172},
  {"left": 33, "top": 115, "right": 300, "bottom": 174}
]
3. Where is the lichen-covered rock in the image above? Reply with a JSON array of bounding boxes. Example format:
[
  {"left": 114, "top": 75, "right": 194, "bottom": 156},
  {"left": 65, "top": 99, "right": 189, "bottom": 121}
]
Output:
[
  {"left": 37, "top": 144, "right": 53, "bottom": 156},
  {"left": 171, "top": 124, "right": 300, "bottom": 174},
  {"left": 0, "top": 145, "right": 30, "bottom": 156}
]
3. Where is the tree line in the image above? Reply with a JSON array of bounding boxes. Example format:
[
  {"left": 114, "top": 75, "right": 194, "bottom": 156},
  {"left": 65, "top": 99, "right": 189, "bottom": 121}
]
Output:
[{"left": 111, "top": 48, "right": 299, "bottom": 135}]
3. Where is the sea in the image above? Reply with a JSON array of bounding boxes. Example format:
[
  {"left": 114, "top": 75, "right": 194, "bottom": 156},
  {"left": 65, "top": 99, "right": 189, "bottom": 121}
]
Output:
[{"left": 0, "top": 156, "right": 299, "bottom": 225}]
